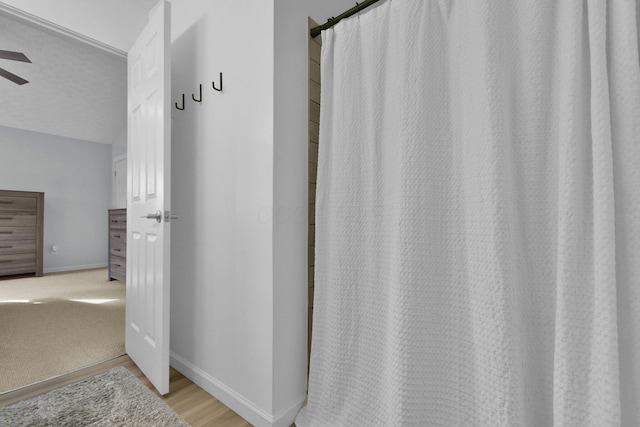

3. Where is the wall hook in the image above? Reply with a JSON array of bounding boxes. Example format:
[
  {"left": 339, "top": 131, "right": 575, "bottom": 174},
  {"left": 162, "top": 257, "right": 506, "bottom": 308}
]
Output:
[
  {"left": 175, "top": 94, "right": 185, "bottom": 110},
  {"left": 212, "top": 72, "right": 223, "bottom": 92},
  {"left": 192, "top": 84, "right": 202, "bottom": 102}
]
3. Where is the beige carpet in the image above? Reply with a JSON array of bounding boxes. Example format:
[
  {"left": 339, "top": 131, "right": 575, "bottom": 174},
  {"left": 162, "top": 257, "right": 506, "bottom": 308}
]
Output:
[{"left": 0, "top": 268, "right": 125, "bottom": 393}]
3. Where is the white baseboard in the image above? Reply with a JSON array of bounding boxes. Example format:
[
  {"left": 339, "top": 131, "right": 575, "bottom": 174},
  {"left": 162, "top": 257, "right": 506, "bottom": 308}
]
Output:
[
  {"left": 273, "top": 393, "right": 308, "bottom": 427},
  {"left": 170, "top": 352, "right": 307, "bottom": 427},
  {"left": 44, "top": 263, "right": 108, "bottom": 274}
]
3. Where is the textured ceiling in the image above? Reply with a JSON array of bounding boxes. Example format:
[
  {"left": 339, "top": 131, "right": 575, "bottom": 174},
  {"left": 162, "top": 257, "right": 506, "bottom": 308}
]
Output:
[
  {"left": 0, "top": 14, "right": 126, "bottom": 144},
  {"left": 0, "top": 0, "right": 159, "bottom": 145},
  {"left": 0, "top": 0, "right": 160, "bottom": 52}
]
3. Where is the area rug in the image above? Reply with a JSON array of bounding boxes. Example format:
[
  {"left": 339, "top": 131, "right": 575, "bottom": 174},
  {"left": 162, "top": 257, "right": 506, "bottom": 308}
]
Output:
[{"left": 0, "top": 367, "right": 189, "bottom": 426}]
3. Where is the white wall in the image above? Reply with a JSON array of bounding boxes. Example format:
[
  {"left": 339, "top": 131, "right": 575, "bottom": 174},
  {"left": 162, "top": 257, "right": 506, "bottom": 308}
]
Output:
[
  {"left": 0, "top": 125, "right": 111, "bottom": 272},
  {"left": 168, "top": 0, "right": 276, "bottom": 425},
  {"left": 272, "top": 0, "right": 358, "bottom": 415},
  {"left": 168, "top": 1, "right": 356, "bottom": 426}
]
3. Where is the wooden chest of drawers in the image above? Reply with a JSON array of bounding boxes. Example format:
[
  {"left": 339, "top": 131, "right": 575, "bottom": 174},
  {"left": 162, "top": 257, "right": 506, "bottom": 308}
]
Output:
[
  {"left": 108, "top": 208, "right": 126, "bottom": 282},
  {"left": 0, "top": 190, "right": 44, "bottom": 277}
]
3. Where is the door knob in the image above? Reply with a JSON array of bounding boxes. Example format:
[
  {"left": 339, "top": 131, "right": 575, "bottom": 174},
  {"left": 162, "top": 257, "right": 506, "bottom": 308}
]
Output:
[{"left": 141, "top": 210, "right": 162, "bottom": 223}]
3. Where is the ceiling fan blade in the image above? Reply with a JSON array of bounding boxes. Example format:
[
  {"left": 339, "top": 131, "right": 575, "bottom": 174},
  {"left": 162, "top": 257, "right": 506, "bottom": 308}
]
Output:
[
  {"left": 0, "top": 67, "right": 28, "bottom": 85},
  {"left": 0, "top": 50, "right": 31, "bottom": 63}
]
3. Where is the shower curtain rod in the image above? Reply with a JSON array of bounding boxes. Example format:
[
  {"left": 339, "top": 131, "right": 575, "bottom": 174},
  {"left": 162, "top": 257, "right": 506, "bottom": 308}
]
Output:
[{"left": 310, "top": 0, "right": 382, "bottom": 38}]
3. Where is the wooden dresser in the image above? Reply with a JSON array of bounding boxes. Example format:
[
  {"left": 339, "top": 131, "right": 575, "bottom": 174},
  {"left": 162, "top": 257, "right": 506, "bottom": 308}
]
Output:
[
  {"left": 108, "top": 208, "right": 127, "bottom": 282},
  {"left": 0, "top": 190, "right": 44, "bottom": 277}
]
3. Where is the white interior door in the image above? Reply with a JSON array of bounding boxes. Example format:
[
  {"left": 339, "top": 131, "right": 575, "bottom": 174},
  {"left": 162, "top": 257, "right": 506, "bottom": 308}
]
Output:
[
  {"left": 125, "top": 0, "right": 171, "bottom": 395},
  {"left": 113, "top": 155, "right": 127, "bottom": 208}
]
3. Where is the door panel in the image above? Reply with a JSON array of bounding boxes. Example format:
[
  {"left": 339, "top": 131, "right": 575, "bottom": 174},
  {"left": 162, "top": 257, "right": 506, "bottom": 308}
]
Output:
[
  {"left": 125, "top": 0, "right": 171, "bottom": 395},
  {"left": 114, "top": 156, "right": 127, "bottom": 208}
]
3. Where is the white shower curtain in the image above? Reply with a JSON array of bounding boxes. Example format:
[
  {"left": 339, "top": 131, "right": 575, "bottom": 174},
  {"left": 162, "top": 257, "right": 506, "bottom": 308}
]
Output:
[{"left": 297, "top": 0, "right": 640, "bottom": 426}]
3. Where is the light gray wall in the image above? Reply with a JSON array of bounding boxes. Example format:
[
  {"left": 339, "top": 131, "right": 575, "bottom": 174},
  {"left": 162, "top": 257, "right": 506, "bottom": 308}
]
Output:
[
  {"left": 0, "top": 125, "right": 111, "bottom": 272},
  {"left": 111, "top": 126, "right": 127, "bottom": 159}
]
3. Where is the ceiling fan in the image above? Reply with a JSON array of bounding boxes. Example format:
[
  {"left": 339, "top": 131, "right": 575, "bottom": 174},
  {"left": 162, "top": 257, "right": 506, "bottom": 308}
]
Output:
[{"left": 0, "top": 50, "right": 31, "bottom": 85}]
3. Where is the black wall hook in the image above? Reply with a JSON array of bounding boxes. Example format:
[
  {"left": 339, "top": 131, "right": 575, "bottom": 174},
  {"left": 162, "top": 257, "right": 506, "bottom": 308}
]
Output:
[
  {"left": 175, "top": 94, "right": 185, "bottom": 110},
  {"left": 192, "top": 84, "right": 202, "bottom": 102},
  {"left": 212, "top": 72, "right": 223, "bottom": 92}
]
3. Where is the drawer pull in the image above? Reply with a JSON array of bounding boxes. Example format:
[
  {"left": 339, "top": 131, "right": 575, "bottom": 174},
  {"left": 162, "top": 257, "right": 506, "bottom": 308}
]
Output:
[
  {"left": 0, "top": 201, "right": 13, "bottom": 204},
  {"left": 0, "top": 231, "right": 13, "bottom": 235},
  {"left": 114, "top": 249, "right": 121, "bottom": 252},
  {"left": 113, "top": 263, "right": 121, "bottom": 267},
  {"left": 0, "top": 260, "right": 12, "bottom": 263},
  {"left": 0, "top": 245, "right": 12, "bottom": 249},
  {"left": 0, "top": 217, "right": 12, "bottom": 220}
]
